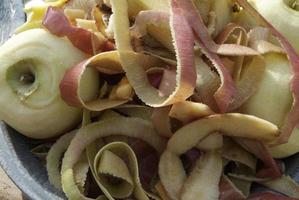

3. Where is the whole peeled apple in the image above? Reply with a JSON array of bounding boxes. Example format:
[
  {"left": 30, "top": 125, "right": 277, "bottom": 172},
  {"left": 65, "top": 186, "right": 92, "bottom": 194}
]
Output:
[
  {"left": 240, "top": 53, "right": 299, "bottom": 158},
  {"left": 0, "top": 29, "right": 99, "bottom": 139}
]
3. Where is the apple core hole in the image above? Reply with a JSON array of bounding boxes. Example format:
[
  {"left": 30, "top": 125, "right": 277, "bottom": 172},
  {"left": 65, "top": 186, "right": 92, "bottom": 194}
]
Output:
[
  {"left": 284, "top": 0, "right": 299, "bottom": 11},
  {"left": 6, "top": 59, "right": 38, "bottom": 99}
]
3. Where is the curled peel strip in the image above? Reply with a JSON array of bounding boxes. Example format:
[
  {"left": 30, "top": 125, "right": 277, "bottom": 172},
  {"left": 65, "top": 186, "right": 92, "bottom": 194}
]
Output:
[
  {"left": 169, "top": 101, "right": 214, "bottom": 124},
  {"left": 260, "top": 175, "right": 299, "bottom": 198},
  {"left": 47, "top": 130, "right": 77, "bottom": 189},
  {"left": 60, "top": 51, "right": 131, "bottom": 112},
  {"left": 151, "top": 106, "right": 173, "bottom": 138},
  {"left": 47, "top": 130, "right": 89, "bottom": 192},
  {"left": 228, "top": 55, "right": 266, "bottom": 111},
  {"left": 210, "top": 23, "right": 267, "bottom": 112},
  {"left": 61, "top": 117, "right": 166, "bottom": 200},
  {"left": 236, "top": 139, "right": 282, "bottom": 179},
  {"left": 248, "top": 191, "right": 297, "bottom": 200},
  {"left": 175, "top": 0, "right": 235, "bottom": 112},
  {"left": 176, "top": 0, "right": 259, "bottom": 56},
  {"left": 228, "top": 174, "right": 299, "bottom": 199},
  {"left": 131, "top": 10, "right": 170, "bottom": 39},
  {"left": 43, "top": 7, "right": 99, "bottom": 55},
  {"left": 110, "top": 0, "right": 197, "bottom": 107},
  {"left": 159, "top": 113, "right": 279, "bottom": 200},
  {"left": 222, "top": 138, "right": 257, "bottom": 171},
  {"left": 248, "top": 27, "right": 286, "bottom": 54},
  {"left": 169, "top": 101, "right": 223, "bottom": 151},
  {"left": 116, "top": 104, "right": 153, "bottom": 121},
  {"left": 193, "top": 55, "right": 220, "bottom": 112},
  {"left": 168, "top": 114, "right": 279, "bottom": 155},
  {"left": 215, "top": 23, "right": 251, "bottom": 81},
  {"left": 180, "top": 151, "right": 223, "bottom": 200},
  {"left": 89, "top": 142, "right": 148, "bottom": 200},
  {"left": 219, "top": 176, "right": 246, "bottom": 200}
]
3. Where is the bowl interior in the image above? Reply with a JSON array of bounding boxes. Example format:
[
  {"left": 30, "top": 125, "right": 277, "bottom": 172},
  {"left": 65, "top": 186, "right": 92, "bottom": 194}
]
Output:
[
  {"left": 1, "top": 0, "right": 299, "bottom": 200},
  {"left": 0, "top": 0, "right": 66, "bottom": 199},
  {"left": 0, "top": 122, "right": 66, "bottom": 200}
]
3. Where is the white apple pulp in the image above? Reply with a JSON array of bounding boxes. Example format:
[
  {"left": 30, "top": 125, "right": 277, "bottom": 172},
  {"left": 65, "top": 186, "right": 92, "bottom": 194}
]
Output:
[
  {"left": 0, "top": 29, "right": 99, "bottom": 139},
  {"left": 240, "top": 53, "right": 299, "bottom": 158}
]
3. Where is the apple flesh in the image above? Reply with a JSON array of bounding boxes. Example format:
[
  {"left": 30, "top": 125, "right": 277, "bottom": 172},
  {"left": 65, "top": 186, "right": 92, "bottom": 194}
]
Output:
[
  {"left": 240, "top": 53, "right": 299, "bottom": 158},
  {"left": 210, "top": 0, "right": 232, "bottom": 37},
  {"left": 0, "top": 29, "right": 99, "bottom": 139},
  {"left": 249, "top": 0, "right": 299, "bottom": 53}
]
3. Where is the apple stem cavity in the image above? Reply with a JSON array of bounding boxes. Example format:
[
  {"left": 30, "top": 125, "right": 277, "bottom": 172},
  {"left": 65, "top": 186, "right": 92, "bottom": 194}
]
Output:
[
  {"left": 6, "top": 59, "right": 39, "bottom": 101},
  {"left": 283, "top": 0, "right": 299, "bottom": 10},
  {"left": 291, "top": 0, "right": 299, "bottom": 10},
  {"left": 19, "top": 72, "right": 35, "bottom": 85}
]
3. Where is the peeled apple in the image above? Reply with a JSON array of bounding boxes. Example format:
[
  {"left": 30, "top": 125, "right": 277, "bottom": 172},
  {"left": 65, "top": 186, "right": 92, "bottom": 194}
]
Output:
[
  {"left": 249, "top": 0, "right": 299, "bottom": 53},
  {"left": 0, "top": 29, "right": 99, "bottom": 139},
  {"left": 240, "top": 53, "right": 299, "bottom": 158}
]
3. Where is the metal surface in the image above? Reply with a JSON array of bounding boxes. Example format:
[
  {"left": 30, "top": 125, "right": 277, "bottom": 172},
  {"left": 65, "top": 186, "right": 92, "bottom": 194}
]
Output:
[
  {"left": 0, "top": 123, "right": 66, "bottom": 200},
  {"left": 0, "top": 0, "right": 66, "bottom": 199},
  {"left": 0, "top": 0, "right": 299, "bottom": 200},
  {"left": 0, "top": 0, "right": 24, "bottom": 44}
]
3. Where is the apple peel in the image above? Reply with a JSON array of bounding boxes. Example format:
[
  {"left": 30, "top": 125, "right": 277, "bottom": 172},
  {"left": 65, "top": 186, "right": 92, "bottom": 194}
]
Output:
[
  {"left": 151, "top": 106, "right": 172, "bottom": 138},
  {"left": 46, "top": 130, "right": 76, "bottom": 189},
  {"left": 159, "top": 113, "right": 279, "bottom": 200},
  {"left": 169, "top": 101, "right": 214, "bottom": 124},
  {"left": 214, "top": 23, "right": 267, "bottom": 111},
  {"left": 193, "top": 55, "right": 220, "bottom": 112},
  {"left": 110, "top": 0, "right": 197, "bottom": 107},
  {"left": 248, "top": 27, "right": 286, "bottom": 54},
  {"left": 61, "top": 117, "right": 166, "bottom": 200},
  {"left": 219, "top": 176, "right": 246, "bottom": 200},
  {"left": 180, "top": 151, "right": 223, "bottom": 200},
  {"left": 131, "top": 10, "right": 170, "bottom": 39},
  {"left": 47, "top": 129, "right": 89, "bottom": 192},
  {"left": 248, "top": 191, "right": 298, "bottom": 200},
  {"left": 222, "top": 139, "right": 256, "bottom": 171},
  {"left": 236, "top": 0, "right": 299, "bottom": 145},
  {"left": 89, "top": 142, "right": 148, "bottom": 200},
  {"left": 228, "top": 174, "right": 299, "bottom": 199},
  {"left": 116, "top": 104, "right": 153, "bottom": 121},
  {"left": 215, "top": 23, "right": 249, "bottom": 81},
  {"left": 169, "top": 101, "right": 223, "bottom": 151},
  {"left": 43, "top": 7, "right": 113, "bottom": 55},
  {"left": 228, "top": 56, "right": 266, "bottom": 111},
  {"left": 168, "top": 114, "right": 279, "bottom": 155},
  {"left": 60, "top": 51, "right": 130, "bottom": 112},
  {"left": 261, "top": 175, "right": 299, "bottom": 198},
  {"left": 175, "top": 0, "right": 235, "bottom": 112}
]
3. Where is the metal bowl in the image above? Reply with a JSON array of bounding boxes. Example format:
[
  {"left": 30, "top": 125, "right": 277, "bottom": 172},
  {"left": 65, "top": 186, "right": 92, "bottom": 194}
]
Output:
[
  {"left": 0, "top": 123, "right": 66, "bottom": 200},
  {"left": 0, "top": 0, "right": 65, "bottom": 199},
  {"left": 1, "top": 1, "right": 299, "bottom": 200}
]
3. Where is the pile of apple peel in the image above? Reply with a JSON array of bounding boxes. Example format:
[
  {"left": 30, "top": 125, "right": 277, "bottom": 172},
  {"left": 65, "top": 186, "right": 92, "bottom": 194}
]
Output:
[{"left": 2, "top": 0, "right": 299, "bottom": 199}]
